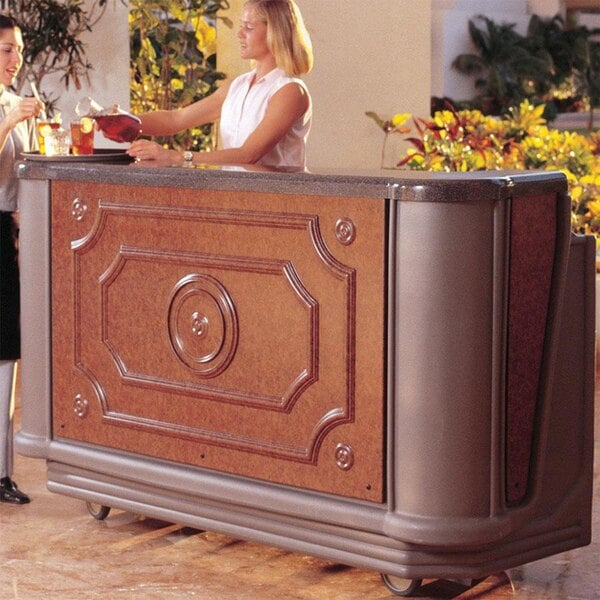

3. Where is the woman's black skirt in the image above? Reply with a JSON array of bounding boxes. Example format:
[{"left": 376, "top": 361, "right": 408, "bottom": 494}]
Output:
[{"left": 0, "top": 211, "right": 20, "bottom": 360}]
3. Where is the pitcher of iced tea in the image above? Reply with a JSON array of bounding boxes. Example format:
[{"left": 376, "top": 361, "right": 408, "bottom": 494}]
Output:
[{"left": 75, "top": 97, "right": 142, "bottom": 143}]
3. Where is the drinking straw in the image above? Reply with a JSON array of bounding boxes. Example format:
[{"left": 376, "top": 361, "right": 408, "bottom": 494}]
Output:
[{"left": 28, "top": 77, "right": 47, "bottom": 121}]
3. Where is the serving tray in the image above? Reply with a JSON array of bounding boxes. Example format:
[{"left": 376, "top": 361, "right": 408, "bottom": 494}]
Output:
[{"left": 21, "top": 149, "right": 133, "bottom": 163}]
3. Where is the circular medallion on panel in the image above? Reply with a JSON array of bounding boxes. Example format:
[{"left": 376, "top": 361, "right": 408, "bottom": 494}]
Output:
[{"left": 168, "top": 273, "right": 238, "bottom": 377}]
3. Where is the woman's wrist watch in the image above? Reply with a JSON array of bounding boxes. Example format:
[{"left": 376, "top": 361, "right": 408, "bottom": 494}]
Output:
[{"left": 182, "top": 150, "right": 194, "bottom": 165}]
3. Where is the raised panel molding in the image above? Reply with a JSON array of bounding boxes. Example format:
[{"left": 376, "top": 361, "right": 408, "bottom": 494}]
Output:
[
  {"left": 98, "top": 248, "right": 316, "bottom": 403},
  {"left": 52, "top": 182, "right": 385, "bottom": 501}
]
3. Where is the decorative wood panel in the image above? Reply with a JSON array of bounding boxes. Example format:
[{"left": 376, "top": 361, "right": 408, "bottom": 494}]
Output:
[{"left": 51, "top": 181, "right": 386, "bottom": 501}]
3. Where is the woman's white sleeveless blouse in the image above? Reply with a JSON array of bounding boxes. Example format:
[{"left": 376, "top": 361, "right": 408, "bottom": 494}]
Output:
[{"left": 219, "top": 68, "right": 312, "bottom": 169}]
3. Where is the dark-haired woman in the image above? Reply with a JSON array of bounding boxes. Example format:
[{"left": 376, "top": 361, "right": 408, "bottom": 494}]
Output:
[{"left": 0, "top": 13, "right": 42, "bottom": 504}]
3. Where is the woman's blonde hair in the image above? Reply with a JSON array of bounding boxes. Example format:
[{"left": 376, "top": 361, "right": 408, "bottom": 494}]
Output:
[{"left": 246, "top": 0, "right": 313, "bottom": 76}]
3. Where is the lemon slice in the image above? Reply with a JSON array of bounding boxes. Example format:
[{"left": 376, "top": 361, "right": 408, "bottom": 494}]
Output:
[
  {"left": 80, "top": 117, "right": 94, "bottom": 134},
  {"left": 39, "top": 124, "right": 52, "bottom": 137}
]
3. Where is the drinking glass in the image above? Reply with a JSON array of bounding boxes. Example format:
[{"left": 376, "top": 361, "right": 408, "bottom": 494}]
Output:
[
  {"left": 44, "top": 128, "right": 70, "bottom": 157},
  {"left": 37, "top": 119, "right": 61, "bottom": 155},
  {"left": 70, "top": 118, "right": 95, "bottom": 155}
]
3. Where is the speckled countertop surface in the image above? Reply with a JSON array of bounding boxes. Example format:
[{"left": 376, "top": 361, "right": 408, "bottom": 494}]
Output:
[{"left": 15, "top": 157, "right": 567, "bottom": 202}]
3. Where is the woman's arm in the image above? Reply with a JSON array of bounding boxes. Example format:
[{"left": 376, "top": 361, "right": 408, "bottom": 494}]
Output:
[
  {"left": 129, "top": 82, "right": 310, "bottom": 165},
  {"left": 138, "top": 82, "right": 231, "bottom": 136}
]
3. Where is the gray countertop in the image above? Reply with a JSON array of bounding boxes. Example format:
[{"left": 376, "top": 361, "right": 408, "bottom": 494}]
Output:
[{"left": 16, "top": 157, "right": 567, "bottom": 202}]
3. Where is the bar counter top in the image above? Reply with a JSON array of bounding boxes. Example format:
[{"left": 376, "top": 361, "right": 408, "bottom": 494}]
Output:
[{"left": 16, "top": 156, "right": 566, "bottom": 201}]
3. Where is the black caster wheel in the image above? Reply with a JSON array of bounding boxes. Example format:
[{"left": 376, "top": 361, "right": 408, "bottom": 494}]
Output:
[
  {"left": 86, "top": 501, "right": 111, "bottom": 520},
  {"left": 381, "top": 573, "right": 422, "bottom": 597}
]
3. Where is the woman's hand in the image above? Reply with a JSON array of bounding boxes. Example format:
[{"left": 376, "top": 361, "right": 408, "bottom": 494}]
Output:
[
  {"left": 127, "top": 139, "right": 180, "bottom": 165},
  {"left": 4, "top": 97, "right": 43, "bottom": 128}
]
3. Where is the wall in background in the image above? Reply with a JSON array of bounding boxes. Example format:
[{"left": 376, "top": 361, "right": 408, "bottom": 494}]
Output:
[{"left": 46, "top": 0, "right": 131, "bottom": 143}]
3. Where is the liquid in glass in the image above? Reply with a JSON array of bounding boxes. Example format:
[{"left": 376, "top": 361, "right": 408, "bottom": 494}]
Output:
[{"left": 70, "top": 119, "right": 95, "bottom": 155}]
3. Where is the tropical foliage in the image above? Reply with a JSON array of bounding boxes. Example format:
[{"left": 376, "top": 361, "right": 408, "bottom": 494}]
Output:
[
  {"left": 451, "top": 16, "right": 550, "bottom": 114},
  {"left": 367, "top": 101, "right": 600, "bottom": 243},
  {"left": 129, "top": 0, "right": 231, "bottom": 152},
  {"left": 0, "top": 0, "right": 118, "bottom": 115},
  {"left": 451, "top": 14, "right": 600, "bottom": 125}
]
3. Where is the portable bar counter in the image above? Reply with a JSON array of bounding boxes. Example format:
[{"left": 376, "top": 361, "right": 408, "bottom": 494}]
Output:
[{"left": 14, "top": 160, "right": 594, "bottom": 595}]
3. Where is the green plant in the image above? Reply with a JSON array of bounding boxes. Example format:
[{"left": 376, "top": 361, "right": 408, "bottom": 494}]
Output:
[
  {"left": 525, "top": 15, "right": 577, "bottom": 97},
  {"left": 452, "top": 13, "right": 600, "bottom": 125},
  {"left": 0, "top": 0, "right": 119, "bottom": 116},
  {"left": 525, "top": 14, "right": 600, "bottom": 127},
  {"left": 129, "top": 0, "right": 231, "bottom": 152},
  {"left": 451, "top": 15, "right": 552, "bottom": 114}
]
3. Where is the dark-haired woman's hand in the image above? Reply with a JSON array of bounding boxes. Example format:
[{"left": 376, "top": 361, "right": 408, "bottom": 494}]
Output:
[{"left": 5, "top": 97, "right": 43, "bottom": 128}]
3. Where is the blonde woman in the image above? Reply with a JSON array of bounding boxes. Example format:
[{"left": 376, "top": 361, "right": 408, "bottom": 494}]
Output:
[{"left": 128, "top": 0, "right": 313, "bottom": 169}]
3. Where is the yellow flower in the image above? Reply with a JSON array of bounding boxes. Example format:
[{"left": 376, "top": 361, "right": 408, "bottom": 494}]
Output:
[
  {"left": 194, "top": 18, "right": 217, "bottom": 56},
  {"left": 507, "top": 99, "right": 547, "bottom": 132},
  {"left": 391, "top": 113, "right": 411, "bottom": 128},
  {"left": 586, "top": 200, "right": 600, "bottom": 217},
  {"left": 170, "top": 78, "right": 184, "bottom": 91},
  {"left": 433, "top": 111, "right": 456, "bottom": 128}
]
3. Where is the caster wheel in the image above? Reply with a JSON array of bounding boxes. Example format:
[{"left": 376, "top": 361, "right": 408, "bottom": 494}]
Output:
[
  {"left": 86, "top": 501, "right": 111, "bottom": 520},
  {"left": 381, "top": 573, "right": 422, "bottom": 596}
]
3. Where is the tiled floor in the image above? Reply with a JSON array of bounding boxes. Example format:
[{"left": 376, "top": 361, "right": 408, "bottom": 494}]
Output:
[{"left": 1, "top": 384, "right": 598, "bottom": 599}]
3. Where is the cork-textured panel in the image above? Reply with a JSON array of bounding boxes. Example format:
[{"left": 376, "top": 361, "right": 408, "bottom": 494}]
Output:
[
  {"left": 51, "top": 181, "right": 386, "bottom": 502},
  {"left": 505, "top": 193, "right": 557, "bottom": 504}
]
